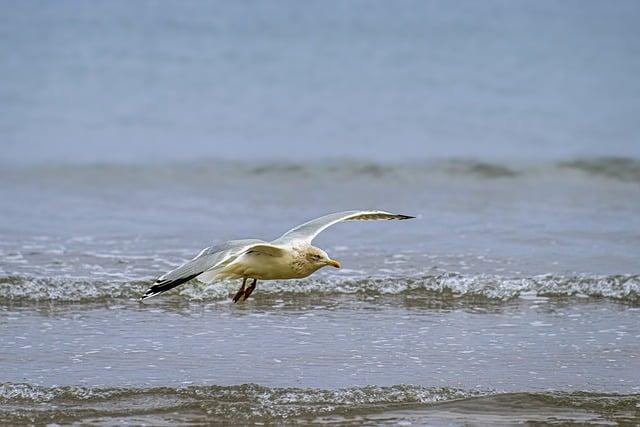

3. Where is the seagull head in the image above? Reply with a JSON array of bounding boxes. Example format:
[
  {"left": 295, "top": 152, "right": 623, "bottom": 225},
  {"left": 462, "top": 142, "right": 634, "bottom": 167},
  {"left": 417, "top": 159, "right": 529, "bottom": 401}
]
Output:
[{"left": 304, "top": 246, "right": 341, "bottom": 270}]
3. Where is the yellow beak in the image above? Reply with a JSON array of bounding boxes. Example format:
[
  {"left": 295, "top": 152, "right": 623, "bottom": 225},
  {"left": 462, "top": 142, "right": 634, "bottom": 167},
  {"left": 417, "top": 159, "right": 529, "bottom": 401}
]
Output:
[{"left": 326, "top": 259, "right": 341, "bottom": 268}]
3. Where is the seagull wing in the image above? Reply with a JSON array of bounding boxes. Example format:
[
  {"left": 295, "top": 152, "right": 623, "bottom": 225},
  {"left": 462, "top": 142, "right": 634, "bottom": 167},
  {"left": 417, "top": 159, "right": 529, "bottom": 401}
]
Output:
[
  {"left": 272, "top": 210, "right": 415, "bottom": 246},
  {"left": 141, "top": 239, "right": 284, "bottom": 300}
]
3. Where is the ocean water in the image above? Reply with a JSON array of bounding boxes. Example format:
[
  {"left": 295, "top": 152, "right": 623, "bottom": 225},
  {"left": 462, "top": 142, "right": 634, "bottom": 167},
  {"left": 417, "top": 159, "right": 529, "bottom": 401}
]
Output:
[
  {"left": 1, "top": 1, "right": 640, "bottom": 425},
  {"left": 1, "top": 160, "right": 639, "bottom": 425},
  {"left": 2, "top": 0, "right": 640, "bottom": 164}
]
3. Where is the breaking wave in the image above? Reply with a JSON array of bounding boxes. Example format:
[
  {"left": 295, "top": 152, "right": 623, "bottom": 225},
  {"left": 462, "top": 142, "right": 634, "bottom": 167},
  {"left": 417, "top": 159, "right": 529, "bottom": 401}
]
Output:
[
  {"left": 559, "top": 157, "right": 640, "bottom": 183},
  {"left": 0, "top": 383, "right": 637, "bottom": 424},
  {"left": 2, "top": 157, "right": 639, "bottom": 184},
  {"left": 1, "top": 273, "right": 638, "bottom": 304},
  {"left": 0, "top": 383, "right": 478, "bottom": 423}
]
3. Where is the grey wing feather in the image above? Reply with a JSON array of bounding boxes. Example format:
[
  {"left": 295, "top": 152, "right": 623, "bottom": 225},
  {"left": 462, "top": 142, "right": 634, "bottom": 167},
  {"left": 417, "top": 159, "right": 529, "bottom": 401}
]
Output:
[
  {"left": 157, "top": 239, "right": 263, "bottom": 282},
  {"left": 272, "top": 210, "right": 414, "bottom": 246},
  {"left": 141, "top": 239, "right": 263, "bottom": 300}
]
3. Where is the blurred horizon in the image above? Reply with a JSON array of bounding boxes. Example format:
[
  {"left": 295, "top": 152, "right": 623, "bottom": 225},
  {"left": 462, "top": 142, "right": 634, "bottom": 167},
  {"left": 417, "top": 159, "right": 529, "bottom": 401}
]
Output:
[{"left": 2, "top": 0, "right": 640, "bottom": 165}]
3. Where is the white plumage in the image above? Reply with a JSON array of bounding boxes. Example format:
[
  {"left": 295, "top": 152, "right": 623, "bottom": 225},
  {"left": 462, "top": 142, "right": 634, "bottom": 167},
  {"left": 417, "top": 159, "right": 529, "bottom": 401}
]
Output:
[{"left": 141, "top": 210, "right": 414, "bottom": 301}]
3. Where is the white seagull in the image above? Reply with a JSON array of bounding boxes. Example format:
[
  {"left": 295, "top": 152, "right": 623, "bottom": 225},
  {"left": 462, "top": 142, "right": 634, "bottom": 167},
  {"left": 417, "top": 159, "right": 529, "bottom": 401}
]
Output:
[{"left": 141, "top": 210, "right": 414, "bottom": 302}]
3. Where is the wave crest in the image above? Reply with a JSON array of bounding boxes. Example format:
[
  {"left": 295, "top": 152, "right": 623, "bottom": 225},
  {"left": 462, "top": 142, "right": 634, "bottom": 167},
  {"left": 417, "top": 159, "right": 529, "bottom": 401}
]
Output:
[
  {"left": 1, "top": 383, "right": 638, "bottom": 423},
  {"left": 559, "top": 157, "right": 640, "bottom": 182},
  {"left": 3, "top": 157, "right": 640, "bottom": 183},
  {"left": 0, "top": 275, "right": 146, "bottom": 302},
  {"left": 0, "top": 273, "right": 638, "bottom": 304},
  {"left": 0, "top": 383, "right": 476, "bottom": 421}
]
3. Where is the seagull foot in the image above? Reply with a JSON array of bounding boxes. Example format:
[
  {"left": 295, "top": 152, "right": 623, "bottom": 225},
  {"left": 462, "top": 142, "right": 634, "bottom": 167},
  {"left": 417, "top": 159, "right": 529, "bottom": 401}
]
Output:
[
  {"left": 242, "top": 279, "right": 257, "bottom": 301},
  {"left": 232, "top": 278, "right": 247, "bottom": 303}
]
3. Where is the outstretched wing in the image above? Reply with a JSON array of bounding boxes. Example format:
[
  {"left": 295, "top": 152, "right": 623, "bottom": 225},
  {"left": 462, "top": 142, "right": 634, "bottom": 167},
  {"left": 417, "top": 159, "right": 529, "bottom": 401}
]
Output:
[
  {"left": 141, "top": 239, "right": 284, "bottom": 300},
  {"left": 272, "top": 210, "right": 415, "bottom": 246}
]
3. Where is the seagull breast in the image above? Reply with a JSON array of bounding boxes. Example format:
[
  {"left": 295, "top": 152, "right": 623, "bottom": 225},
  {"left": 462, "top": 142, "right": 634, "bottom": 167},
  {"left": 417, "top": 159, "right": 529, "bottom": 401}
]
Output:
[{"left": 222, "top": 248, "right": 304, "bottom": 280}]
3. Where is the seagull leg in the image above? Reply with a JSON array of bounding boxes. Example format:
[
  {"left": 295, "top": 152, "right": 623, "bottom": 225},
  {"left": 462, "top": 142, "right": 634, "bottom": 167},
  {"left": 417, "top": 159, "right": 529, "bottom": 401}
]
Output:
[
  {"left": 242, "top": 279, "right": 258, "bottom": 301},
  {"left": 232, "top": 278, "right": 247, "bottom": 303}
]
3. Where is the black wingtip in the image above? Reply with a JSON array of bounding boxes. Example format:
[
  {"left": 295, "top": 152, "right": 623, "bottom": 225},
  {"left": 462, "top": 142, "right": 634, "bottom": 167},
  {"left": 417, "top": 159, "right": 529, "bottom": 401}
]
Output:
[
  {"left": 139, "top": 273, "right": 199, "bottom": 302},
  {"left": 398, "top": 214, "right": 416, "bottom": 220},
  {"left": 139, "top": 286, "right": 161, "bottom": 301},
  {"left": 139, "top": 289, "right": 159, "bottom": 302}
]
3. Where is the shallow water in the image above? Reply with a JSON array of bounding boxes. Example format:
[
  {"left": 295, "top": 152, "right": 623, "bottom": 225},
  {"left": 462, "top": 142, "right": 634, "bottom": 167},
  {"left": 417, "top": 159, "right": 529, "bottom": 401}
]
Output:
[
  {"left": 2, "top": 297, "right": 639, "bottom": 391},
  {"left": 1, "top": 160, "right": 640, "bottom": 424}
]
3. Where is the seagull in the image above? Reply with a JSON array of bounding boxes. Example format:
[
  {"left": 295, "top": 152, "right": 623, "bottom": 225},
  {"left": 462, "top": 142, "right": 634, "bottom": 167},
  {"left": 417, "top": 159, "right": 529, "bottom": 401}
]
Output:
[{"left": 141, "top": 210, "right": 414, "bottom": 302}]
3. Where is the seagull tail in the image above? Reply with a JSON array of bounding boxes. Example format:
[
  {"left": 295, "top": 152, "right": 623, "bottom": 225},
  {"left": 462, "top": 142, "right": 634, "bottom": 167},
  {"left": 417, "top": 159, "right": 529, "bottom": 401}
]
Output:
[{"left": 140, "top": 274, "right": 198, "bottom": 301}]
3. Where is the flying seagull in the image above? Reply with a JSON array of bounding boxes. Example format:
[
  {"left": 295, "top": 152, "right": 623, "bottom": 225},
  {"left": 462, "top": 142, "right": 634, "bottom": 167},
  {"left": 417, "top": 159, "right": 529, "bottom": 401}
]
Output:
[{"left": 141, "top": 210, "right": 414, "bottom": 302}]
